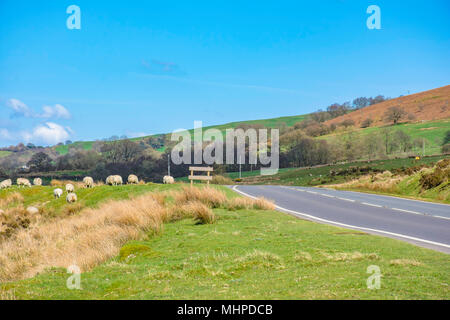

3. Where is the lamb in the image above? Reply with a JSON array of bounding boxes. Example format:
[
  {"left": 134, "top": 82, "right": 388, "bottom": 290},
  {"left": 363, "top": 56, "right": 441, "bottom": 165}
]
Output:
[
  {"left": 127, "top": 174, "right": 139, "bottom": 184},
  {"left": 54, "top": 188, "right": 63, "bottom": 198},
  {"left": 0, "top": 179, "right": 12, "bottom": 189},
  {"left": 65, "top": 183, "right": 75, "bottom": 193},
  {"left": 163, "top": 175, "right": 175, "bottom": 184},
  {"left": 66, "top": 193, "right": 77, "bottom": 203},
  {"left": 33, "top": 178, "right": 42, "bottom": 186},
  {"left": 26, "top": 206, "right": 39, "bottom": 215},
  {"left": 83, "top": 176, "right": 94, "bottom": 188},
  {"left": 17, "top": 178, "right": 31, "bottom": 187}
]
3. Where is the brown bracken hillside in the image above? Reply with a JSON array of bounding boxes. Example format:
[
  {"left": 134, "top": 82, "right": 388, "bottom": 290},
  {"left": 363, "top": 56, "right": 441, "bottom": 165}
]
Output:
[{"left": 326, "top": 85, "right": 450, "bottom": 127}]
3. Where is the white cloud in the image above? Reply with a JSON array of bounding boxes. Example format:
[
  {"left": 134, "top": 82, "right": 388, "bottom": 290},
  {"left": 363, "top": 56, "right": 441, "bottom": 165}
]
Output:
[
  {"left": 41, "top": 104, "right": 71, "bottom": 119},
  {"left": 7, "top": 98, "right": 33, "bottom": 117},
  {"left": 25, "top": 122, "right": 72, "bottom": 145},
  {"left": 6, "top": 99, "right": 71, "bottom": 119}
]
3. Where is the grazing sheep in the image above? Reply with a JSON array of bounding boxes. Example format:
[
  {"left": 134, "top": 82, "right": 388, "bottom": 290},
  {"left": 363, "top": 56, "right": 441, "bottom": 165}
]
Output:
[
  {"left": 65, "top": 183, "right": 74, "bottom": 193},
  {"left": 26, "top": 206, "right": 39, "bottom": 215},
  {"left": 127, "top": 174, "right": 139, "bottom": 184},
  {"left": 163, "top": 175, "right": 175, "bottom": 184},
  {"left": 17, "top": 178, "right": 32, "bottom": 187},
  {"left": 114, "top": 175, "right": 123, "bottom": 185},
  {"left": 33, "top": 178, "right": 42, "bottom": 186},
  {"left": 83, "top": 176, "right": 94, "bottom": 188},
  {"left": 106, "top": 175, "right": 123, "bottom": 186},
  {"left": 66, "top": 193, "right": 77, "bottom": 203},
  {"left": 54, "top": 188, "right": 63, "bottom": 198},
  {"left": 0, "top": 179, "right": 12, "bottom": 189}
]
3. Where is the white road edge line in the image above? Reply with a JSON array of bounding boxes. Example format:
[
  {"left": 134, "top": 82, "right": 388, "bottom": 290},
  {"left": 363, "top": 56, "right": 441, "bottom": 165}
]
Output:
[
  {"left": 232, "top": 186, "right": 450, "bottom": 249},
  {"left": 287, "top": 186, "right": 450, "bottom": 221}
]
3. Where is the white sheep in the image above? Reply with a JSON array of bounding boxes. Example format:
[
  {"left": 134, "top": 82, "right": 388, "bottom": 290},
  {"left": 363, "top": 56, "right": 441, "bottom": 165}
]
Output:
[
  {"left": 163, "top": 175, "right": 174, "bottom": 184},
  {"left": 26, "top": 206, "right": 39, "bottom": 215},
  {"left": 65, "top": 183, "right": 74, "bottom": 193},
  {"left": 33, "top": 178, "right": 42, "bottom": 186},
  {"left": 0, "top": 179, "right": 12, "bottom": 189},
  {"left": 17, "top": 178, "right": 31, "bottom": 187},
  {"left": 127, "top": 174, "right": 139, "bottom": 184},
  {"left": 106, "top": 175, "right": 123, "bottom": 186},
  {"left": 106, "top": 175, "right": 114, "bottom": 185},
  {"left": 83, "top": 176, "right": 94, "bottom": 188},
  {"left": 66, "top": 193, "right": 77, "bottom": 203},
  {"left": 114, "top": 175, "right": 123, "bottom": 185},
  {"left": 54, "top": 188, "right": 63, "bottom": 198}
]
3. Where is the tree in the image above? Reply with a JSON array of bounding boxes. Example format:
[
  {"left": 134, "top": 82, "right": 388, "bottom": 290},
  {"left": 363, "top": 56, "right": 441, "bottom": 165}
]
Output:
[
  {"left": 384, "top": 106, "right": 407, "bottom": 125},
  {"left": 27, "top": 152, "right": 53, "bottom": 172},
  {"left": 360, "top": 118, "right": 373, "bottom": 128},
  {"left": 353, "top": 97, "right": 370, "bottom": 109},
  {"left": 101, "top": 140, "right": 143, "bottom": 164},
  {"left": 340, "top": 119, "right": 355, "bottom": 128},
  {"left": 444, "top": 130, "right": 450, "bottom": 145}
]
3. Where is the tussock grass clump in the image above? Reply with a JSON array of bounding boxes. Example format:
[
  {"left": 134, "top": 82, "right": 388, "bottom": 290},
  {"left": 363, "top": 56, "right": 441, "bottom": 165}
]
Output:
[
  {"left": 0, "top": 193, "right": 167, "bottom": 282},
  {"left": 252, "top": 197, "right": 276, "bottom": 210},
  {"left": 390, "top": 259, "right": 423, "bottom": 266},
  {"left": 211, "top": 175, "right": 234, "bottom": 185},
  {"left": 50, "top": 179, "right": 84, "bottom": 188},
  {"left": 171, "top": 201, "right": 215, "bottom": 224},
  {"left": 173, "top": 186, "right": 227, "bottom": 208},
  {"left": 0, "top": 192, "right": 24, "bottom": 209},
  {"left": 226, "top": 196, "right": 275, "bottom": 211}
]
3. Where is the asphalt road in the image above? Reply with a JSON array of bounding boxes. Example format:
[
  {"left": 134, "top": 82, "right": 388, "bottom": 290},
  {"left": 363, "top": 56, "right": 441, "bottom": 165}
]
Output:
[{"left": 232, "top": 185, "right": 450, "bottom": 253}]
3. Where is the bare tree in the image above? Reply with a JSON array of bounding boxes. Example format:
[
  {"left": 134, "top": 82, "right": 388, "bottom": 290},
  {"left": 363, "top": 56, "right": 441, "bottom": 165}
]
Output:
[{"left": 384, "top": 106, "right": 407, "bottom": 125}]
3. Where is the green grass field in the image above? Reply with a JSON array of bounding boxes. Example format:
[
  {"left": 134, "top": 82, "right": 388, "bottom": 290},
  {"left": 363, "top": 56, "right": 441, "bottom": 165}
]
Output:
[
  {"left": 1, "top": 184, "right": 449, "bottom": 299},
  {"left": 319, "top": 119, "right": 449, "bottom": 156},
  {"left": 53, "top": 114, "right": 308, "bottom": 155},
  {"left": 0, "top": 151, "right": 11, "bottom": 158}
]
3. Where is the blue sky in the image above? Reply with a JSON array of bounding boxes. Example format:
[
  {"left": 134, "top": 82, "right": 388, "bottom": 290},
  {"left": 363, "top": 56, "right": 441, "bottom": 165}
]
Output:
[{"left": 0, "top": 0, "right": 449, "bottom": 146}]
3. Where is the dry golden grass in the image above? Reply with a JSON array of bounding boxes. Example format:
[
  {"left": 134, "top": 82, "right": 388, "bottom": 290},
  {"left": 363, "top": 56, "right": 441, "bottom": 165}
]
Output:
[
  {"left": 50, "top": 179, "right": 84, "bottom": 188},
  {"left": 173, "top": 201, "right": 215, "bottom": 224},
  {"left": 226, "top": 196, "right": 275, "bottom": 211},
  {"left": 390, "top": 259, "right": 423, "bottom": 266},
  {"left": 0, "top": 192, "right": 24, "bottom": 209},
  {"left": 173, "top": 186, "right": 227, "bottom": 208},
  {"left": 252, "top": 197, "right": 276, "bottom": 210},
  {"left": 211, "top": 175, "right": 234, "bottom": 185},
  {"left": 327, "top": 170, "right": 403, "bottom": 193},
  {"left": 0, "top": 193, "right": 167, "bottom": 282}
]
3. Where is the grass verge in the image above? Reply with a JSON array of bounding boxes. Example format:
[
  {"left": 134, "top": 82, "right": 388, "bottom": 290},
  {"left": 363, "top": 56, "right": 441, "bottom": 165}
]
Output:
[{"left": 0, "top": 185, "right": 449, "bottom": 299}]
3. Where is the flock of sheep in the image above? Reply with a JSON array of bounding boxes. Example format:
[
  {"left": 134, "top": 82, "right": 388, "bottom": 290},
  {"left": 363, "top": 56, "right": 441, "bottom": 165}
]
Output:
[{"left": 0, "top": 174, "right": 175, "bottom": 205}]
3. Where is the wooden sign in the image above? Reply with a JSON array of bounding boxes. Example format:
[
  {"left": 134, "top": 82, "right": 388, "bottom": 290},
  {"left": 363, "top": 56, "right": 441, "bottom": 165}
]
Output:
[{"left": 189, "top": 166, "right": 213, "bottom": 185}]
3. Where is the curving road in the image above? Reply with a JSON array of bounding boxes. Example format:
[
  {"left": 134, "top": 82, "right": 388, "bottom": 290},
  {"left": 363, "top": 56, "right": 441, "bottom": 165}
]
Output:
[{"left": 232, "top": 185, "right": 450, "bottom": 254}]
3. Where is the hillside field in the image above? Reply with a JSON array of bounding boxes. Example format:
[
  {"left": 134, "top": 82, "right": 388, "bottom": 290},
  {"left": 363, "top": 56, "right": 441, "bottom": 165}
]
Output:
[
  {"left": 326, "top": 85, "right": 450, "bottom": 128},
  {"left": 0, "top": 184, "right": 449, "bottom": 299}
]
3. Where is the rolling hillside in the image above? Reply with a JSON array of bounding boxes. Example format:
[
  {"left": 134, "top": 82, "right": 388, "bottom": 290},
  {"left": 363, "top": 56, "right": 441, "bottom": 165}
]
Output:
[{"left": 326, "top": 85, "right": 450, "bottom": 127}]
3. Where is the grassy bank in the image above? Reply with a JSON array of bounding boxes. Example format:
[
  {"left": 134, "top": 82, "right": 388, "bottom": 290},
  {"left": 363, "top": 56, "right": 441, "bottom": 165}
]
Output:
[
  {"left": 0, "top": 184, "right": 449, "bottom": 299},
  {"left": 326, "top": 158, "right": 450, "bottom": 203},
  {"left": 231, "top": 155, "right": 448, "bottom": 186}
]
